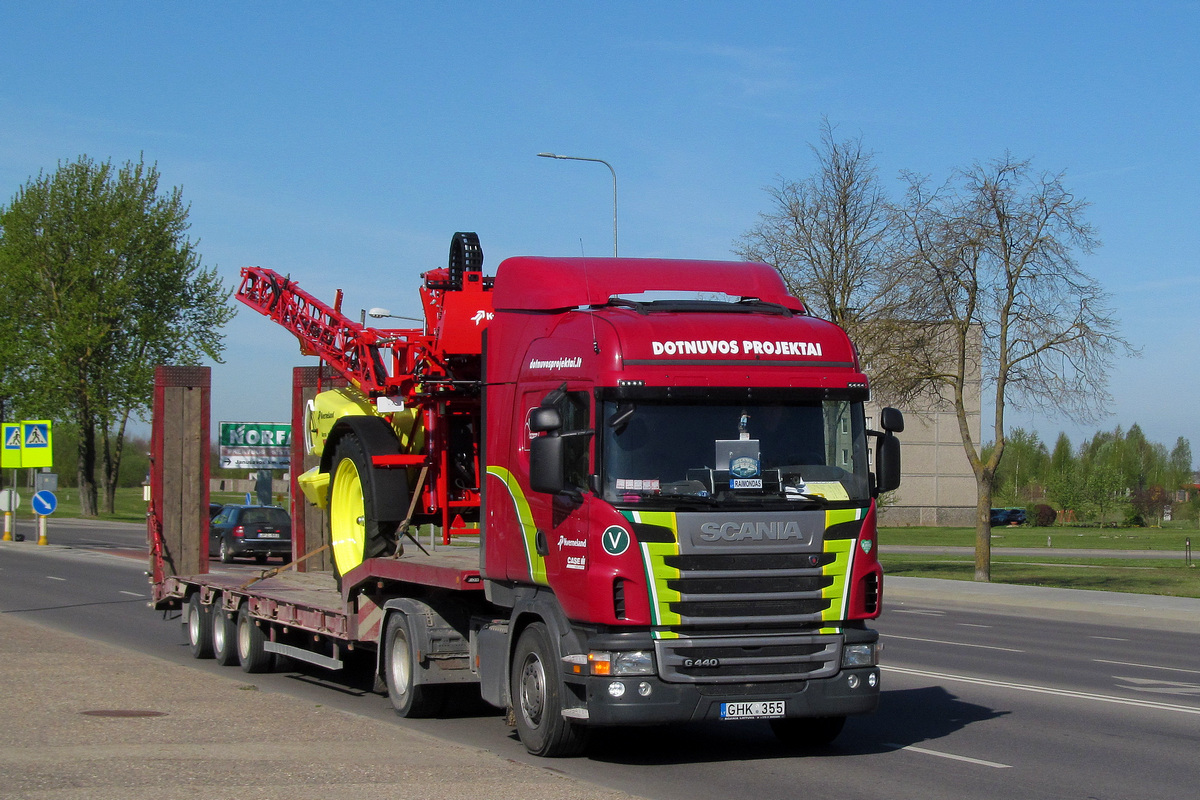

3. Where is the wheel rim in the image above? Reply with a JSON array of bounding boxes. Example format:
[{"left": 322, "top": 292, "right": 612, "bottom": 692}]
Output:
[
  {"left": 213, "top": 615, "right": 227, "bottom": 652},
  {"left": 220, "top": 540, "right": 229, "bottom": 562},
  {"left": 518, "top": 651, "right": 547, "bottom": 728},
  {"left": 188, "top": 605, "right": 201, "bottom": 646},
  {"left": 389, "top": 628, "right": 411, "bottom": 700},
  {"left": 238, "top": 615, "right": 251, "bottom": 660},
  {"left": 330, "top": 457, "right": 367, "bottom": 574}
]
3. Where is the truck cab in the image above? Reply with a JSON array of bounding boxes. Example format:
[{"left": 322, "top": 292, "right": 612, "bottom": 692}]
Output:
[{"left": 479, "top": 255, "right": 902, "bottom": 754}]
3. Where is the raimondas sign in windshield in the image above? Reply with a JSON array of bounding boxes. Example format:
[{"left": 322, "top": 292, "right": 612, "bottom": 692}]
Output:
[{"left": 219, "top": 422, "right": 291, "bottom": 469}]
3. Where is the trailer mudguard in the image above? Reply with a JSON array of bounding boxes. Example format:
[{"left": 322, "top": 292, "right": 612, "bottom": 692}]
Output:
[{"left": 379, "top": 597, "right": 475, "bottom": 687}]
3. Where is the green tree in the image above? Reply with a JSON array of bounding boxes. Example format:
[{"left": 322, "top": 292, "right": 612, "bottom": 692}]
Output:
[
  {"left": 989, "top": 427, "right": 1049, "bottom": 506},
  {"left": 0, "top": 155, "right": 234, "bottom": 515},
  {"left": 1086, "top": 463, "right": 1125, "bottom": 527},
  {"left": 1168, "top": 437, "right": 1193, "bottom": 490}
]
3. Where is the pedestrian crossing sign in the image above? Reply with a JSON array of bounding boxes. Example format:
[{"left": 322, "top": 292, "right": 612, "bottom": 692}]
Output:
[{"left": 0, "top": 420, "right": 53, "bottom": 469}]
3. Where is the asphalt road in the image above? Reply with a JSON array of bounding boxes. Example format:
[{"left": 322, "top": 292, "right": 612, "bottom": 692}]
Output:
[{"left": 2, "top": 522, "right": 1198, "bottom": 800}]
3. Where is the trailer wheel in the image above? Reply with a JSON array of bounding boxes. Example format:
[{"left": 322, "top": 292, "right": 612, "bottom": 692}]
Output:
[
  {"left": 186, "top": 594, "right": 213, "bottom": 659},
  {"left": 212, "top": 605, "right": 239, "bottom": 666},
  {"left": 383, "top": 613, "right": 446, "bottom": 717},
  {"left": 769, "top": 715, "right": 846, "bottom": 748},
  {"left": 237, "top": 604, "right": 274, "bottom": 674},
  {"left": 328, "top": 434, "right": 398, "bottom": 580},
  {"left": 511, "top": 622, "right": 588, "bottom": 757}
]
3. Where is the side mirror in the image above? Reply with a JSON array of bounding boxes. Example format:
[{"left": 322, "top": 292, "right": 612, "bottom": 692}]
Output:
[
  {"left": 880, "top": 407, "right": 904, "bottom": 434},
  {"left": 530, "top": 434, "right": 566, "bottom": 494},
  {"left": 529, "top": 406, "right": 562, "bottom": 433},
  {"left": 875, "top": 433, "right": 901, "bottom": 495}
]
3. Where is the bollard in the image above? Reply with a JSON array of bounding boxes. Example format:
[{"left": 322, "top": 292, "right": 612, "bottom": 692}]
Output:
[
  {"left": 1187, "top": 537, "right": 1193, "bottom": 568},
  {"left": 37, "top": 515, "right": 47, "bottom": 545},
  {"left": 2, "top": 511, "right": 10, "bottom": 542}
]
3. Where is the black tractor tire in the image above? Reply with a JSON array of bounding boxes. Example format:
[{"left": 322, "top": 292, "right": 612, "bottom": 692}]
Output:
[{"left": 327, "top": 433, "right": 399, "bottom": 581}]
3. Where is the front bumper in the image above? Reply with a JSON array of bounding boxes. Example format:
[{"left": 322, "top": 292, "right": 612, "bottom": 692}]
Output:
[
  {"left": 576, "top": 666, "right": 879, "bottom": 726},
  {"left": 568, "top": 626, "right": 880, "bottom": 726}
]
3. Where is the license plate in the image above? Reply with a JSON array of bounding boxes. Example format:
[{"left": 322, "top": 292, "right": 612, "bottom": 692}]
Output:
[
  {"left": 720, "top": 700, "right": 785, "bottom": 720},
  {"left": 258, "top": 532, "right": 280, "bottom": 538}
]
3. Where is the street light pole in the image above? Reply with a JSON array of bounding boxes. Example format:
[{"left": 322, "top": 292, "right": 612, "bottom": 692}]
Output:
[{"left": 537, "top": 152, "right": 618, "bottom": 257}]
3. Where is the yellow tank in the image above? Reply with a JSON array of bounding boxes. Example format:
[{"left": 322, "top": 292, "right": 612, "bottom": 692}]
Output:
[{"left": 298, "top": 388, "right": 425, "bottom": 509}]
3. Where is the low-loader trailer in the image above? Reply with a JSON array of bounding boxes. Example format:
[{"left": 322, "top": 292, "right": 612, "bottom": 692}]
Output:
[{"left": 150, "top": 233, "right": 903, "bottom": 756}]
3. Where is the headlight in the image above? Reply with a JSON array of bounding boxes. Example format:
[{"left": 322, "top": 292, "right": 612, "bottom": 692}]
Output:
[
  {"left": 841, "top": 643, "right": 878, "bottom": 668},
  {"left": 588, "top": 650, "right": 655, "bottom": 676}
]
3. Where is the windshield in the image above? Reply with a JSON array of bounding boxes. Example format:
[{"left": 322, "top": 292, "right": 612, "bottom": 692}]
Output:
[{"left": 600, "top": 398, "right": 869, "bottom": 507}]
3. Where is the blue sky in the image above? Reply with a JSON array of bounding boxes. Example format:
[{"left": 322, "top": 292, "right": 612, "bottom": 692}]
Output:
[{"left": 2, "top": 2, "right": 1197, "bottom": 464}]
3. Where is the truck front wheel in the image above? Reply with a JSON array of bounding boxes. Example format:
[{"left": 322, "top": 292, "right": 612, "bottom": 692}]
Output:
[
  {"left": 511, "top": 622, "right": 588, "bottom": 757},
  {"left": 328, "top": 435, "right": 398, "bottom": 580},
  {"left": 383, "top": 613, "right": 445, "bottom": 717}
]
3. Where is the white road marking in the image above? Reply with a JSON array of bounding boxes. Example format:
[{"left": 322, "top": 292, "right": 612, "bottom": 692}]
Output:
[
  {"left": 1089, "top": 635, "right": 1130, "bottom": 642},
  {"left": 886, "top": 665, "right": 1200, "bottom": 716},
  {"left": 883, "top": 634, "right": 1024, "bottom": 653},
  {"left": 46, "top": 576, "right": 66, "bottom": 581},
  {"left": 119, "top": 591, "right": 143, "bottom": 597},
  {"left": 1112, "top": 676, "right": 1200, "bottom": 696},
  {"left": 1095, "top": 659, "right": 1200, "bottom": 677},
  {"left": 957, "top": 623, "right": 992, "bottom": 628},
  {"left": 891, "top": 609, "right": 946, "bottom": 616},
  {"left": 883, "top": 742, "right": 1011, "bottom": 769}
]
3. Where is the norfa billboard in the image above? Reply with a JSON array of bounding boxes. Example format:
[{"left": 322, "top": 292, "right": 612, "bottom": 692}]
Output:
[{"left": 218, "top": 421, "right": 291, "bottom": 469}]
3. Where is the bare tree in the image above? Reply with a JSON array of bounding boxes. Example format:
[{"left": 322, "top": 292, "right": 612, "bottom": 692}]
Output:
[
  {"left": 896, "top": 155, "right": 1135, "bottom": 581},
  {"left": 734, "top": 120, "right": 917, "bottom": 399}
]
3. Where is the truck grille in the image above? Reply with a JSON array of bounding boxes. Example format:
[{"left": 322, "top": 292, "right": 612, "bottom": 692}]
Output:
[
  {"left": 655, "top": 633, "right": 842, "bottom": 683},
  {"left": 662, "top": 552, "right": 835, "bottom": 628}
]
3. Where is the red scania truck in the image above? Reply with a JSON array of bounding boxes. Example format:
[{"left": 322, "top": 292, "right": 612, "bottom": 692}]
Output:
[{"left": 150, "top": 232, "right": 903, "bottom": 757}]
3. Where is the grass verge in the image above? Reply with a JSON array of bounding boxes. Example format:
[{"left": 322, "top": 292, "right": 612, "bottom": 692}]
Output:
[{"left": 881, "top": 554, "right": 1200, "bottom": 599}]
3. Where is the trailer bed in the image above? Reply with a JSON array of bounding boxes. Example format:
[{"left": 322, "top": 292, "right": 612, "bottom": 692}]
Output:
[{"left": 154, "top": 545, "right": 484, "bottom": 645}]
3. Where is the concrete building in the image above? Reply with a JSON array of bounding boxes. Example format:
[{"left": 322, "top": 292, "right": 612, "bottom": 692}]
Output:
[{"left": 870, "top": 330, "right": 982, "bottom": 527}]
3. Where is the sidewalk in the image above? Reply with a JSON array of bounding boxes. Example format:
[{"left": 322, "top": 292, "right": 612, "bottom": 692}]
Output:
[{"left": 0, "top": 614, "right": 645, "bottom": 800}]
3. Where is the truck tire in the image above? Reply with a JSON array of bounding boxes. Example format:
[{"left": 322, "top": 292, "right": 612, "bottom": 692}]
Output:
[
  {"left": 511, "top": 622, "right": 588, "bottom": 757},
  {"left": 328, "top": 434, "right": 398, "bottom": 580},
  {"left": 769, "top": 715, "right": 846, "bottom": 747},
  {"left": 212, "top": 605, "right": 239, "bottom": 666},
  {"left": 187, "top": 594, "right": 213, "bottom": 659},
  {"left": 237, "top": 604, "right": 274, "bottom": 674},
  {"left": 383, "top": 613, "right": 446, "bottom": 717}
]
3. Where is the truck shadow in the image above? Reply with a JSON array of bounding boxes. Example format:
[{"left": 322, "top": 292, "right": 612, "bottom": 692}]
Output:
[{"left": 585, "top": 686, "right": 1006, "bottom": 765}]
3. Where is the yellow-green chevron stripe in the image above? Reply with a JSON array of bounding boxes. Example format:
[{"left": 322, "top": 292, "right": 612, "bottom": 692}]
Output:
[{"left": 486, "top": 465, "right": 547, "bottom": 586}]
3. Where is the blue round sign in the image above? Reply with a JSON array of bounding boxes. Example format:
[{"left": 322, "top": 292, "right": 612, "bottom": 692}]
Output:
[{"left": 32, "top": 490, "right": 57, "bottom": 516}]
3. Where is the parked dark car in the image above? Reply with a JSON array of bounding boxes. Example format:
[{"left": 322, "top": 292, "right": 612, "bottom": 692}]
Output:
[
  {"left": 209, "top": 505, "right": 292, "bottom": 564},
  {"left": 209, "top": 502, "right": 224, "bottom": 519},
  {"left": 989, "top": 507, "right": 1027, "bottom": 527}
]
